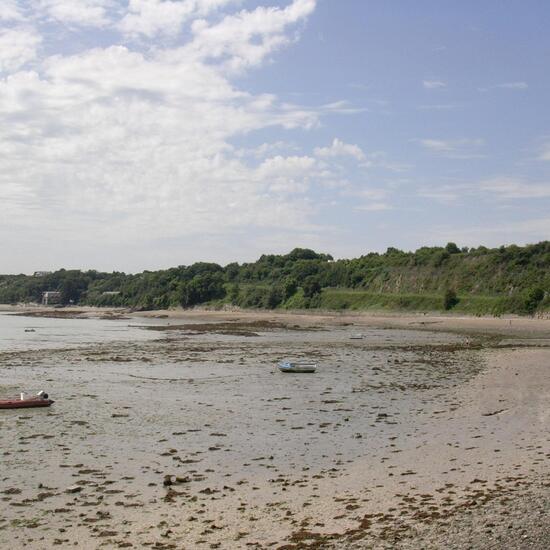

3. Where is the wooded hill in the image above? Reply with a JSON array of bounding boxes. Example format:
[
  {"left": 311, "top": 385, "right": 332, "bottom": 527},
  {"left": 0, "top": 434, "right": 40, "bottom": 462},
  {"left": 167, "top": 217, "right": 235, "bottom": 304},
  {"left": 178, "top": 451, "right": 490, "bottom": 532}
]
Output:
[{"left": 1, "top": 241, "right": 549, "bottom": 315}]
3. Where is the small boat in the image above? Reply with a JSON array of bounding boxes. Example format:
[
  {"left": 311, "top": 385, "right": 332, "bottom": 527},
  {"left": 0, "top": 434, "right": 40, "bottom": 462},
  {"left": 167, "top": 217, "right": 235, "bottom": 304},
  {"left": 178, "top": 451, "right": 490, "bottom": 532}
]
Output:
[
  {"left": 278, "top": 361, "right": 317, "bottom": 373},
  {"left": 0, "top": 391, "right": 54, "bottom": 410},
  {"left": 24, "top": 328, "right": 36, "bottom": 333},
  {"left": 349, "top": 334, "right": 363, "bottom": 340}
]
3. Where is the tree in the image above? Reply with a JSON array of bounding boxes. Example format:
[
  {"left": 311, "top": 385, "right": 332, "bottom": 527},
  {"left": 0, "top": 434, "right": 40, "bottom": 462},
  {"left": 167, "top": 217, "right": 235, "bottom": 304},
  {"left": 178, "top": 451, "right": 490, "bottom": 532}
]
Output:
[
  {"left": 59, "top": 271, "right": 89, "bottom": 304},
  {"left": 286, "top": 248, "right": 322, "bottom": 261},
  {"left": 303, "top": 276, "right": 321, "bottom": 299},
  {"left": 177, "top": 272, "right": 225, "bottom": 307},
  {"left": 523, "top": 287, "right": 544, "bottom": 314},
  {"left": 283, "top": 277, "right": 298, "bottom": 300},
  {"left": 224, "top": 262, "right": 240, "bottom": 281},
  {"left": 443, "top": 288, "right": 459, "bottom": 310},
  {"left": 432, "top": 250, "right": 450, "bottom": 267},
  {"left": 228, "top": 283, "right": 240, "bottom": 304},
  {"left": 445, "top": 242, "right": 461, "bottom": 254},
  {"left": 266, "top": 286, "right": 283, "bottom": 309}
]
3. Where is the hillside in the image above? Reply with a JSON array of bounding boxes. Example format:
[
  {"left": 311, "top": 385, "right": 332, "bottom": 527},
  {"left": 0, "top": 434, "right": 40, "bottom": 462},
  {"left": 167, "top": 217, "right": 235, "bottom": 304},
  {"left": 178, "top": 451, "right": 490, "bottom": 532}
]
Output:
[{"left": 1, "top": 242, "right": 549, "bottom": 315}]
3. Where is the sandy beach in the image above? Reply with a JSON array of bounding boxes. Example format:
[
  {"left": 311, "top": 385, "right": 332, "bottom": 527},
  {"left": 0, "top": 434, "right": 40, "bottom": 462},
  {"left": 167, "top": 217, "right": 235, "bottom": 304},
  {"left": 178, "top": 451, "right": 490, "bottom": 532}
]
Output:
[{"left": 1, "top": 307, "right": 549, "bottom": 549}]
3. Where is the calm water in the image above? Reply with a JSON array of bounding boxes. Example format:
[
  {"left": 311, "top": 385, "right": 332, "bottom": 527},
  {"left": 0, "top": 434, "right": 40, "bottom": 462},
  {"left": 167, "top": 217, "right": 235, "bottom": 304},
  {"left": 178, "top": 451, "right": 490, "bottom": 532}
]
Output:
[{"left": 0, "top": 312, "right": 158, "bottom": 352}]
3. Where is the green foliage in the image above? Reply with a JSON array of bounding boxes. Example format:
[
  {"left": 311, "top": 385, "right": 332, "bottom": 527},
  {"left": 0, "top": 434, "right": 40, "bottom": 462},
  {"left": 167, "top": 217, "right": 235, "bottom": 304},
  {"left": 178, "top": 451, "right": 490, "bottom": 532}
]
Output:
[
  {"left": 445, "top": 242, "right": 461, "bottom": 254},
  {"left": 266, "top": 285, "right": 284, "bottom": 309},
  {"left": 178, "top": 272, "right": 225, "bottom": 307},
  {"left": 239, "top": 286, "right": 269, "bottom": 308},
  {"left": 443, "top": 288, "right": 459, "bottom": 310},
  {"left": 228, "top": 283, "right": 240, "bottom": 305},
  {"left": 282, "top": 277, "right": 298, "bottom": 300},
  {"left": 523, "top": 286, "right": 545, "bottom": 314},
  {"left": 0, "top": 241, "right": 549, "bottom": 316},
  {"left": 302, "top": 276, "right": 321, "bottom": 298}
]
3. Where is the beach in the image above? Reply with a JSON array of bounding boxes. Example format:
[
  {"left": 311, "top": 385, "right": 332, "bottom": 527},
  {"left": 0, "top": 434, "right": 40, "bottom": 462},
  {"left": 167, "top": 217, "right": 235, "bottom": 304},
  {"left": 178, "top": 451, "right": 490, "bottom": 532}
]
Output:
[{"left": 1, "top": 307, "right": 549, "bottom": 549}]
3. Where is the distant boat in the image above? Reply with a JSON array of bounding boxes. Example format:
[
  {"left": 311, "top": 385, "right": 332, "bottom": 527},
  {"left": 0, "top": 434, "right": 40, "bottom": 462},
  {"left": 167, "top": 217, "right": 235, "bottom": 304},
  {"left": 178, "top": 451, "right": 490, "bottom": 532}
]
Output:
[
  {"left": 24, "top": 328, "right": 35, "bottom": 333},
  {"left": 0, "top": 391, "right": 54, "bottom": 410},
  {"left": 349, "top": 333, "right": 363, "bottom": 340},
  {"left": 278, "top": 361, "right": 317, "bottom": 373}
]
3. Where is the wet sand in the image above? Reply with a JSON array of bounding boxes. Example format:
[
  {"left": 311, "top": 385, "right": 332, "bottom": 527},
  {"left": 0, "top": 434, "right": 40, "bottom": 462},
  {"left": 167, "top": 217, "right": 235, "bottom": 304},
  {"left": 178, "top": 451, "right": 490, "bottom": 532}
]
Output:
[{"left": 0, "top": 308, "right": 549, "bottom": 549}]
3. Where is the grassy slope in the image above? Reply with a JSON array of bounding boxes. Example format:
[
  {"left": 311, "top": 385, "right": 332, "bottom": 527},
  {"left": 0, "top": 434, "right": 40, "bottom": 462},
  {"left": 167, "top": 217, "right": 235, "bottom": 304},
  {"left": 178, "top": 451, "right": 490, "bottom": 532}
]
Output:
[{"left": 318, "top": 289, "right": 504, "bottom": 315}]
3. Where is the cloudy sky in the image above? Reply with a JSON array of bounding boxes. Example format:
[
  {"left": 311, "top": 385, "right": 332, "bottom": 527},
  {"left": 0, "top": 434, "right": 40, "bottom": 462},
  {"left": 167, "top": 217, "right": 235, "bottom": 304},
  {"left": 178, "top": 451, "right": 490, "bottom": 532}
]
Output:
[{"left": 1, "top": 1, "right": 549, "bottom": 273}]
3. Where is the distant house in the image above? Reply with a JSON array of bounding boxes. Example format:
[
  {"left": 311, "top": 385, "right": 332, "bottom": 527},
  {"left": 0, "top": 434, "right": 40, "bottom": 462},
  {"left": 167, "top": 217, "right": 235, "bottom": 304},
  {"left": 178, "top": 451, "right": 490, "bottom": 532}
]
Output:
[
  {"left": 42, "top": 291, "right": 62, "bottom": 305},
  {"left": 34, "top": 271, "right": 52, "bottom": 277}
]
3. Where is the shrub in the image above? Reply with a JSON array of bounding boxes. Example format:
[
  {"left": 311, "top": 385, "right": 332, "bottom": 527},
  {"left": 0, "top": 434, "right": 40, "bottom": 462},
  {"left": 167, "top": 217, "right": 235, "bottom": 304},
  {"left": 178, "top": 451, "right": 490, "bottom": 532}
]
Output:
[
  {"left": 302, "top": 276, "right": 321, "bottom": 298},
  {"left": 266, "top": 286, "right": 283, "bottom": 309},
  {"left": 283, "top": 277, "right": 298, "bottom": 300},
  {"left": 443, "top": 288, "right": 459, "bottom": 310},
  {"left": 445, "top": 242, "right": 461, "bottom": 254},
  {"left": 523, "top": 287, "right": 544, "bottom": 314}
]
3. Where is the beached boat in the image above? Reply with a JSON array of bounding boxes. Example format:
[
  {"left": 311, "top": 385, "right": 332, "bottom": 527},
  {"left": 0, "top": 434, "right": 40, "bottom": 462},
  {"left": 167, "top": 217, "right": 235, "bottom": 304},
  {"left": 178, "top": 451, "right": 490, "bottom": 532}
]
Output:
[
  {"left": 278, "top": 361, "right": 317, "bottom": 373},
  {"left": 0, "top": 392, "right": 54, "bottom": 410}
]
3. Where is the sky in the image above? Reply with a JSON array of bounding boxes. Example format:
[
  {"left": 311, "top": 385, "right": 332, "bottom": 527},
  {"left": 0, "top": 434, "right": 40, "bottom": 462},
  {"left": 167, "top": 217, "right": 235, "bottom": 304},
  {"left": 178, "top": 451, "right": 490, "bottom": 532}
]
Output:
[{"left": 1, "top": 0, "right": 549, "bottom": 273}]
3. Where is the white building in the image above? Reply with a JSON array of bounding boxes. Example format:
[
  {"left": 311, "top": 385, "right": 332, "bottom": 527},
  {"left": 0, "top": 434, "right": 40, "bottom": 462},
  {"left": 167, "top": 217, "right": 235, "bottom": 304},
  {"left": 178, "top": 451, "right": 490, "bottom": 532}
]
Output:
[{"left": 42, "top": 291, "right": 62, "bottom": 305}]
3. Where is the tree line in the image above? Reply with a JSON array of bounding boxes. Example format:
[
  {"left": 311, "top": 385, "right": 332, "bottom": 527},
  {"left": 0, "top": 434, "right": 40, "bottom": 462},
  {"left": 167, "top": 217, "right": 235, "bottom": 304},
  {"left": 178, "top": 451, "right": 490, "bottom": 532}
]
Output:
[{"left": 0, "top": 242, "right": 548, "bottom": 314}]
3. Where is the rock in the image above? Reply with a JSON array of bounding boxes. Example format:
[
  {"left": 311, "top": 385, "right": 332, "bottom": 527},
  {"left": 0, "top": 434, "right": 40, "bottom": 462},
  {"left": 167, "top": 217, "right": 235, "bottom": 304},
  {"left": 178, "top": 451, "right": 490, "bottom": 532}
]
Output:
[{"left": 2, "top": 488, "right": 21, "bottom": 495}]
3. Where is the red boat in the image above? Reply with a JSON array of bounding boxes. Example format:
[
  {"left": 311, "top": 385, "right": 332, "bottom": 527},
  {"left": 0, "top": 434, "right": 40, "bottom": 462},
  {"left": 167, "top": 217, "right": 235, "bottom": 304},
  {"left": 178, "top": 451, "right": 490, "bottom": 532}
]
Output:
[{"left": 0, "top": 392, "right": 54, "bottom": 410}]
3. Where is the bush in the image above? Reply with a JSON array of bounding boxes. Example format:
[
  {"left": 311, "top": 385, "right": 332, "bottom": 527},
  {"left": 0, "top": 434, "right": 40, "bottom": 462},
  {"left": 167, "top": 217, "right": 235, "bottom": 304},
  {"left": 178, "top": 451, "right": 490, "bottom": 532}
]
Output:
[
  {"left": 445, "top": 242, "right": 461, "bottom": 254},
  {"left": 523, "top": 287, "right": 544, "bottom": 314},
  {"left": 266, "top": 286, "right": 283, "bottom": 309},
  {"left": 239, "top": 287, "right": 269, "bottom": 308},
  {"left": 283, "top": 277, "right": 298, "bottom": 300},
  {"left": 443, "top": 288, "right": 459, "bottom": 310},
  {"left": 302, "top": 276, "right": 321, "bottom": 298},
  {"left": 228, "top": 283, "right": 240, "bottom": 304}
]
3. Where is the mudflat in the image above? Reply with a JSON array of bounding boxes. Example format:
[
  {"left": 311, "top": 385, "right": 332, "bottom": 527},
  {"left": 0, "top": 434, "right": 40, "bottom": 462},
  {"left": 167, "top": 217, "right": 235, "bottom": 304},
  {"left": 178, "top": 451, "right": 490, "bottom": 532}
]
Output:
[{"left": 1, "top": 308, "right": 549, "bottom": 549}]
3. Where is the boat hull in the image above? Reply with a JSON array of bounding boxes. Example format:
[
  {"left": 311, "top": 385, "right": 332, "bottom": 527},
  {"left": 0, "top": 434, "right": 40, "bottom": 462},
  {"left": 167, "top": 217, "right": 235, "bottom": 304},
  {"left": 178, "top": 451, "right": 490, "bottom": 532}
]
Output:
[
  {"left": 278, "top": 361, "right": 317, "bottom": 373},
  {"left": 0, "top": 398, "right": 54, "bottom": 409}
]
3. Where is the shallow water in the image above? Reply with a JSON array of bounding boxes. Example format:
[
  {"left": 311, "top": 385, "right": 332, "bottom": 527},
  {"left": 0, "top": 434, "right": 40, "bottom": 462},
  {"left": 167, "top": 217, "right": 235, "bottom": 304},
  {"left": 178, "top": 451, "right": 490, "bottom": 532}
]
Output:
[{"left": 0, "top": 312, "right": 158, "bottom": 352}]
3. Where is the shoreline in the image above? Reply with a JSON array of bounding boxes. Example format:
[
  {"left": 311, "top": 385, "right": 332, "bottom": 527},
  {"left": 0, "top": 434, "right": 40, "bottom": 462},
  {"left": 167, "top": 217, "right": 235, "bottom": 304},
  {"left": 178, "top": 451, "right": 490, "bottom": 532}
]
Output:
[
  {"left": 0, "top": 307, "right": 548, "bottom": 548},
  {"left": 2, "top": 303, "right": 550, "bottom": 339}
]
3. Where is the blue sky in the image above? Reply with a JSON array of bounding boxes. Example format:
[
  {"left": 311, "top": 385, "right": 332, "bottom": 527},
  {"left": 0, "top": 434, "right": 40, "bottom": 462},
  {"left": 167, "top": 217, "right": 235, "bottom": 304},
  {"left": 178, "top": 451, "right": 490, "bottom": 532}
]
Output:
[{"left": 1, "top": 1, "right": 549, "bottom": 273}]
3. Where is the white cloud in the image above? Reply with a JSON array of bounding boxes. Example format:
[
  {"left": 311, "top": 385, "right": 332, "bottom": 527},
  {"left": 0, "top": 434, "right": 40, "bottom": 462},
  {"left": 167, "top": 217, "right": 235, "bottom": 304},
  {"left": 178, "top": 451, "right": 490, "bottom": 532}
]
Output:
[
  {"left": 236, "top": 141, "right": 298, "bottom": 159},
  {"left": 0, "top": 0, "right": 22, "bottom": 21},
  {"left": 416, "top": 137, "right": 485, "bottom": 158},
  {"left": 118, "top": 0, "right": 239, "bottom": 38},
  {"left": 322, "top": 100, "right": 366, "bottom": 114},
  {"left": 314, "top": 138, "right": 366, "bottom": 161},
  {"left": 256, "top": 155, "right": 316, "bottom": 193},
  {"left": 477, "top": 177, "right": 550, "bottom": 199},
  {"left": 423, "top": 79, "right": 446, "bottom": 89},
  {"left": 39, "top": 0, "right": 113, "bottom": 27},
  {"left": 0, "top": 1, "right": 324, "bottom": 260},
  {"left": 0, "top": 28, "right": 42, "bottom": 72},
  {"left": 186, "top": 0, "right": 316, "bottom": 72}
]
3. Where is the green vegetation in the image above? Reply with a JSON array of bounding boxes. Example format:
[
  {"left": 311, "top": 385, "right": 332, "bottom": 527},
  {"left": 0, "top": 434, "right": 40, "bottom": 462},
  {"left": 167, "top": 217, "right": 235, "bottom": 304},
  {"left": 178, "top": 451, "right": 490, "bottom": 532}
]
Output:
[
  {"left": 1, "top": 242, "right": 549, "bottom": 316},
  {"left": 443, "top": 288, "right": 459, "bottom": 311}
]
